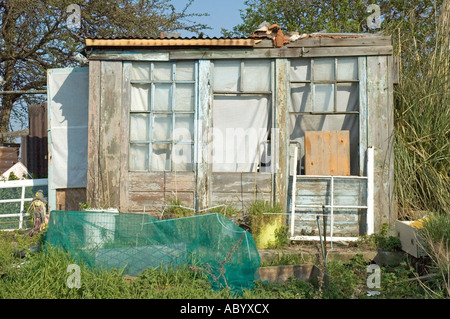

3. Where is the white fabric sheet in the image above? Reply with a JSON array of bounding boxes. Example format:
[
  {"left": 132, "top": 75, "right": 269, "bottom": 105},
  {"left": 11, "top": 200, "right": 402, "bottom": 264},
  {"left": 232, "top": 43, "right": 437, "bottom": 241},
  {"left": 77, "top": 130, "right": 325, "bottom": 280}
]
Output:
[
  {"left": 212, "top": 95, "right": 271, "bottom": 172},
  {"left": 48, "top": 67, "right": 89, "bottom": 189}
]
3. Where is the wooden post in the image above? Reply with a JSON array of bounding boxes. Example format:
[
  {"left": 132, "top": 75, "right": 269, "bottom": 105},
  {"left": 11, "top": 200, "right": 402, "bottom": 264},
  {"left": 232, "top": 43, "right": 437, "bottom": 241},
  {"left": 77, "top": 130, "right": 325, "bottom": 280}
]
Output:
[
  {"left": 196, "top": 60, "right": 212, "bottom": 210},
  {"left": 274, "top": 59, "right": 289, "bottom": 211}
]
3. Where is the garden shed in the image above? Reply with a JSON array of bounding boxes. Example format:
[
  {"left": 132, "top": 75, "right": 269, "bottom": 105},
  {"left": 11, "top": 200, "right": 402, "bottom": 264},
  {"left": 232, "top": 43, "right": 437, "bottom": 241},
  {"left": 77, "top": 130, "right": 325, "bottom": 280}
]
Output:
[{"left": 47, "top": 26, "right": 396, "bottom": 240}]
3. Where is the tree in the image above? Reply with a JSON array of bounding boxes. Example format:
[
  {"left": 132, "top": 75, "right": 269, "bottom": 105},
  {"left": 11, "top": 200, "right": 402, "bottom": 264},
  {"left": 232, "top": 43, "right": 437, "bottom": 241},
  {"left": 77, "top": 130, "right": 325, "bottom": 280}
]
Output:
[
  {"left": 223, "top": 0, "right": 441, "bottom": 37},
  {"left": 0, "top": 0, "right": 208, "bottom": 135}
]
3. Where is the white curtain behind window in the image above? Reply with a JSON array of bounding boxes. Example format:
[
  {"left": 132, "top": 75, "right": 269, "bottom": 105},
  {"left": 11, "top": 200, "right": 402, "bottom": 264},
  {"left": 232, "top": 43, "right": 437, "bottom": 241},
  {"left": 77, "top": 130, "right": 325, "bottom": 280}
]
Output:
[{"left": 212, "top": 95, "right": 270, "bottom": 172}]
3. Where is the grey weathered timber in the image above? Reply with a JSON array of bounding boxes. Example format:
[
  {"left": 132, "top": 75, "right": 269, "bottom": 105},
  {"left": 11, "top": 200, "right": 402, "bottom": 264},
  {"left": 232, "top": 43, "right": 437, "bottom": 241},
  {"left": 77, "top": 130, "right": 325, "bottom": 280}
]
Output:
[
  {"left": 196, "top": 60, "right": 213, "bottom": 210},
  {"left": 120, "top": 62, "right": 131, "bottom": 212},
  {"left": 210, "top": 173, "right": 272, "bottom": 193},
  {"left": 358, "top": 56, "right": 368, "bottom": 176},
  {"left": 86, "top": 60, "right": 101, "bottom": 207},
  {"left": 286, "top": 36, "right": 392, "bottom": 48},
  {"left": 89, "top": 51, "right": 169, "bottom": 61},
  {"left": 86, "top": 60, "right": 123, "bottom": 209},
  {"left": 169, "top": 46, "right": 392, "bottom": 60},
  {"left": 210, "top": 172, "right": 273, "bottom": 211},
  {"left": 367, "top": 55, "right": 395, "bottom": 231},
  {"left": 274, "top": 59, "right": 290, "bottom": 211},
  {"left": 127, "top": 171, "right": 196, "bottom": 213}
]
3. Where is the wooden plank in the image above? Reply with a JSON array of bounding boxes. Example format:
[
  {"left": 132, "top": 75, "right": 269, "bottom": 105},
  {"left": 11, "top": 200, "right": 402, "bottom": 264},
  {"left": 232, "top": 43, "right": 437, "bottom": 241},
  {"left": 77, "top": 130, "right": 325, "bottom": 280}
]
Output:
[
  {"left": 99, "top": 61, "right": 123, "bottom": 208},
  {"left": 211, "top": 192, "right": 272, "bottom": 210},
  {"left": 169, "top": 46, "right": 393, "bottom": 60},
  {"left": 86, "top": 60, "right": 101, "bottom": 207},
  {"left": 164, "top": 172, "right": 196, "bottom": 192},
  {"left": 274, "top": 58, "right": 290, "bottom": 210},
  {"left": 304, "top": 131, "right": 350, "bottom": 176},
  {"left": 164, "top": 191, "right": 194, "bottom": 207},
  {"left": 56, "top": 188, "right": 86, "bottom": 211},
  {"left": 295, "top": 179, "right": 366, "bottom": 207},
  {"left": 287, "top": 36, "right": 392, "bottom": 48},
  {"left": 120, "top": 62, "right": 131, "bottom": 212},
  {"left": 210, "top": 172, "right": 272, "bottom": 193},
  {"left": 196, "top": 60, "right": 213, "bottom": 210},
  {"left": 128, "top": 172, "right": 164, "bottom": 192},
  {"left": 128, "top": 191, "right": 165, "bottom": 212},
  {"left": 333, "top": 131, "right": 350, "bottom": 176},
  {"left": 367, "top": 55, "right": 395, "bottom": 230},
  {"left": 90, "top": 51, "right": 169, "bottom": 61},
  {"left": 358, "top": 56, "right": 368, "bottom": 176}
]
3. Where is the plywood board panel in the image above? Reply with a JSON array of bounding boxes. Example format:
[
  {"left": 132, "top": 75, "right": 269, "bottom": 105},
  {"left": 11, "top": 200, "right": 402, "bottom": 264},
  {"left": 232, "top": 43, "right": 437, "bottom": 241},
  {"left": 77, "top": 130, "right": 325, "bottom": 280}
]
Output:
[{"left": 304, "top": 131, "right": 350, "bottom": 176}]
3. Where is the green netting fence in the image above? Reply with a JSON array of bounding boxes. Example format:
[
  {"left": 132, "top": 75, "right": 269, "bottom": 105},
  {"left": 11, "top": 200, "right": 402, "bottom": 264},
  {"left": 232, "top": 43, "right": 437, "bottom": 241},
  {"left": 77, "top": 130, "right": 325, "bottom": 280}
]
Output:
[{"left": 44, "top": 211, "right": 261, "bottom": 293}]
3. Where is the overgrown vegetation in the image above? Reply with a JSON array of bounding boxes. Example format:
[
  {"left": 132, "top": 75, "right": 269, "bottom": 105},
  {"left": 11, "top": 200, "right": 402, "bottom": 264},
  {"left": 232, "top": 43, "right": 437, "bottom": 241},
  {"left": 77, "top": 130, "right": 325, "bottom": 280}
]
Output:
[
  {"left": 0, "top": 231, "right": 435, "bottom": 299},
  {"left": 420, "top": 212, "right": 450, "bottom": 298},
  {"left": 353, "top": 223, "right": 402, "bottom": 252},
  {"left": 389, "top": 1, "right": 450, "bottom": 217}
]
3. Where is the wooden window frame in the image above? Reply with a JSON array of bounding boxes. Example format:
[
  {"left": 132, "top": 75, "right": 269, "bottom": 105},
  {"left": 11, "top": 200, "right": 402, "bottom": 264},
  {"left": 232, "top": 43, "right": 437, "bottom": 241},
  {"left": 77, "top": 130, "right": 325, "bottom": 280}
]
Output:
[{"left": 128, "top": 61, "right": 198, "bottom": 172}]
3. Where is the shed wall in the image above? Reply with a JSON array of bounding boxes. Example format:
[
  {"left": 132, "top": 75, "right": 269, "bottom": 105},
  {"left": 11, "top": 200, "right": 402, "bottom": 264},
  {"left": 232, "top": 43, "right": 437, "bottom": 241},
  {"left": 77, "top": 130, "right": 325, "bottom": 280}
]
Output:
[{"left": 84, "top": 41, "right": 394, "bottom": 234}]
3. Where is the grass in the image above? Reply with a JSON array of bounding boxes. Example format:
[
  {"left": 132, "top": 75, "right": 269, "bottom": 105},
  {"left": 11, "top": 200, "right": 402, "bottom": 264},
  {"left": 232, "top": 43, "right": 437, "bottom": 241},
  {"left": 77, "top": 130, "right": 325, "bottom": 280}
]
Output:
[
  {"left": 0, "top": 228, "right": 441, "bottom": 299},
  {"left": 386, "top": 1, "right": 450, "bottom": 217}
]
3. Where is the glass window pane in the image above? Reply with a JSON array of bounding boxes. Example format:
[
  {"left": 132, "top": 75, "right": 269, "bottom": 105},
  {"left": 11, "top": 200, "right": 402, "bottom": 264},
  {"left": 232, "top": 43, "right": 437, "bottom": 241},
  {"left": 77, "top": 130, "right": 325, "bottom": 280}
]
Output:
[
  {"left": 154, "top": 62, "right": 172, "bottom": 81},
  {"left": 175, "top": 83, "right": 195, "bottom": 111},
  {"left": 336, "top": 83, "right": 359, "bottom": 112},
  {"left": 153, "top": 114, "right": 172, "bottom": 141},
  {"left": 152, "top": 143, "right": 171, "bottom": 171},
  {"left": 290, "top": 83, "right": 311, "bottom": 112},
  {"left": 243, "top": 60, "right": 271, "bottom": 92},
  {"left": 129, "top": 144, "right": 149, "bottom": 171},
  {"left": 290, "top": 59, "right": 311, "bottom": 81},
  {"left": 154, "top": 84, "right": 171, "bottom": 111},
  {"left": 176, "top": 62, "right": 195, "bottom": 81},
  {"left": 337, "top": 57, "right": 358, "bottom": 81},
  {"left": 173, "top": 144, "right": 193, "bottom": 171},
  {"left": 131, "top": 62, "right": 151, "bottom": 80},
  {"left": 213, "top": 60, "right": 240, "bottom": 92},
  {"left": 314, "top": 58, "right": 335, "bottom": 81},
  {"left": 314, "top": 84, "right": 334, "bottom": 112},
  {"left": 174, "top": 114, "right": 194, "bottom": 142},
  {"left": 130, "top": 114, "right": 149, "bottom": 141},
  {"left": 131, "top": 85, "right": 150, "bottom": 111}
]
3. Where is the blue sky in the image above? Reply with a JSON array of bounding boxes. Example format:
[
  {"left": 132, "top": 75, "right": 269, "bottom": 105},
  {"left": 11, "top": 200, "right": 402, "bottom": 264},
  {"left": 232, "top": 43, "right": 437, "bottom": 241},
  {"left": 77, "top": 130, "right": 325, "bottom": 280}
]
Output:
[{"left": 173, "top": 0, "right": 247, "bottom": 37}]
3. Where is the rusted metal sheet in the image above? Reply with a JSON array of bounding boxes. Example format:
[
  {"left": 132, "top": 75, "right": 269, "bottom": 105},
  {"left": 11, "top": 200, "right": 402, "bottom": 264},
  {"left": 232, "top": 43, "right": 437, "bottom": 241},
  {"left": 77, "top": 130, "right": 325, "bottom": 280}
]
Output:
[{"left": 85, "top": 38, "right": 256, "bottom": 47}]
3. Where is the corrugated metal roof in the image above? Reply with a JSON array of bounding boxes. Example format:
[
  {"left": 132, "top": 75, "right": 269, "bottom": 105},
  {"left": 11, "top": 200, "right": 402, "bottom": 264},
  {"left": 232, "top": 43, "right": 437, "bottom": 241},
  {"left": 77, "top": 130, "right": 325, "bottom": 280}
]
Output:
[
  {"left": 85, "top": 37, "right": 256, "bottom": 47},
  {"left": 85, "top": 28, "right": 385, "bottom": 48}
]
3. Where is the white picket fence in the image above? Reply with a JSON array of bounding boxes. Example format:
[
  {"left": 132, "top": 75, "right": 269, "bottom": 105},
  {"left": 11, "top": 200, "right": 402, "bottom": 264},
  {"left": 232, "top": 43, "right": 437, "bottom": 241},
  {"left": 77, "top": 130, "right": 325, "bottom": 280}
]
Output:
[{"left": 0, "top": 178, "right": 48, "bottom": 231}]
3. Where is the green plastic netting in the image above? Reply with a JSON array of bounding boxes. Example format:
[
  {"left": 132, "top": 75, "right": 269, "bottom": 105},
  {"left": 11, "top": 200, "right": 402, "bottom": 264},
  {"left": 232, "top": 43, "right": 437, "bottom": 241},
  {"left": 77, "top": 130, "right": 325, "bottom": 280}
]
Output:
[{"left": 44, "top": 211, "right": 261, "bottom": 292}]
